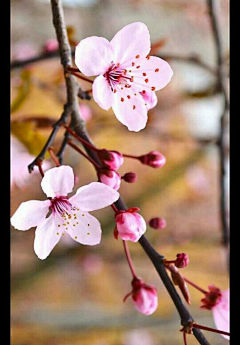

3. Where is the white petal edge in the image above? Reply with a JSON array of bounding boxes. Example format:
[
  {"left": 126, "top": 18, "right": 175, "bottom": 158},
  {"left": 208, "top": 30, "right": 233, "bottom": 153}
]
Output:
[
  {"left": 70, "top": 182, "right": 119, "bottom": 212},
  {"left": 110, "top": 22, "right": 151, "bottom": 67},
  {"left": 41, "top": 165, "right": 75, "bottom": 198},
  {"left": 67, "top": 212, "right": 102, "bottom": 246},
  {"left": 11, "top": 200, "right": 50, "bottom": 231},
  {"left": 34, "top": 214, "right": 63, "bottom": 260},
  {"left": 75, "top": 36, "right": 113, "bottom": 77},
  {"left": 92, "top": 75, "right": 114, "bottom": 110}
]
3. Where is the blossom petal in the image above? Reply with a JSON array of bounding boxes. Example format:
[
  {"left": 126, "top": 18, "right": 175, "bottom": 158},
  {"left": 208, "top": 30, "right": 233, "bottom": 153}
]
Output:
[
  {"left": 41, "top": 165, "right": 74, "bottom": 198},
  {"left": 11, "top": 200, "right": 50, "bottom": 231},
  {"left": 131, "top": 56, "right": 173, "bottom": 91},
  {"left": 75, "top": 37, "right": 113, "bottom": 77},
  {"left": 141, "top": 90, "right": 158, "bottom": 110},
  {"left": 112, "top": 86, "right": 148, "bottom": 131},
  {"left": 70, "top": 182, "right": 119, "bottom": 211},
  {"left": 34, "top": 214, "right": 63, "bottom": 260},
  {"left": 67, "top": 212, "right": 101, "bottom": 245},
  {"left": 110, "top": 22, "right": 151, "bottom": 67},
  {"left": 92, "top": 75, "right": 114, "bottom": 110},
  {"left": 212, "top": 289, "right": 230, "bottom": 340}
]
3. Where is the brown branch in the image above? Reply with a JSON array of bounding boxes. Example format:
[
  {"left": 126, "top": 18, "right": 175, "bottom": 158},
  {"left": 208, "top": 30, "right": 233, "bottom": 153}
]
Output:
[{"left": 207, "top": 0, "right": 229, "bottom": 250}]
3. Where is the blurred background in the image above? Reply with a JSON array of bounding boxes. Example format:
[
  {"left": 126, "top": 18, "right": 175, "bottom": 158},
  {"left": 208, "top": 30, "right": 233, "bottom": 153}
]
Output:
[{"left": 11, "top": 0, "right": 229, "bottom": 344}]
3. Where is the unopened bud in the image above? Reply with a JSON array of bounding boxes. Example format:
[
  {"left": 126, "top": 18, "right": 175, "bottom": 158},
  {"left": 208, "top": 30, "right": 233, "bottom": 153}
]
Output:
[
  {"left": 122, "top": 172, "right": 137, "bottom": 183},
  {"left": 149, "top": 217, "right": 166, "bottom": 230},
  {"left": 175, "top": 253, "right": 189, "bottom": 268},
  {"left": 139, "top": 151, "right": 166, "bottom": 168},
  {"left": 98, "top": 149, "right": 124, "bottom": 170},
  {"left": 99, "top": 169, "right": 121, "bottom": 191},
  {"left": 124, "top": 277, "right": 158, "bottom": 315},
  {"left": 168, "top": 264, "right": 191, "bottom": 304}
]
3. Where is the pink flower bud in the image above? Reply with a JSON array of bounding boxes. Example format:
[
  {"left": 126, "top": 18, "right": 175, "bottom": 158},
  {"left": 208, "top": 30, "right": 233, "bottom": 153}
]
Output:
[
  {"left": 79, "top": 104, "right": 92, "bottom": 122},
  {"left": 98, "top": 149, "right": 124, "bottom": 170},
  {"left": 125, "top": 278, "right": 158, "bottom": 315},
  {"left": 43, "top": 39, "right": 59, "bottom": 53},
  {"left": 115, "top": 208, "right": 146, "bottom": 242},
  {"left": 122, "top": 172, "right": 137, "bottom": 183},
  {"left": 175, "top": 253, "right": 189, "bottom": 268},
  {"left": 139, "top": 151, "right": 166, "bottom": 168},
  {"left": 99, "top": 170, "right": 121, "bottom": 190},
  {"left": 201, "top": 285, "right": 222, "bottom": 310},
  {"left": 149, "top": 217, "right": 166, "bottom": 230}
]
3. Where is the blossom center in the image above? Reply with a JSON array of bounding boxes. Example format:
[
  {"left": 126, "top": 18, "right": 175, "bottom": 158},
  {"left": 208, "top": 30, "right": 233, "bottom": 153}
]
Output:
[
  {"left": 50, "top": 196, "right": 72, "bottom": 216},
  {"left": 104, "top": 63, "right": 131, "bottom": 91}
]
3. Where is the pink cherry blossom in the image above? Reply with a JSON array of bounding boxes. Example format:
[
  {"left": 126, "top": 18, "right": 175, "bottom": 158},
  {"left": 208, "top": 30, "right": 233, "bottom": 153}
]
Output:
[
  {"left": 133, "top": 284, "right": 158, "bottom": 315},
  {"left": 115, "top": 208, "right": 146, "bottom": 242},
  {"left": 11, "top": 165, "right": 119, "bottom": 260},
  {"left": 99, "top": 169, "right": 121, "bottom": 190},
  {"left": 11, "top": 135, "right": 51, "bottom": 189},
  {"left": 212, "top": 289, "right": 229, "bottom": 340},
  {"left": 75, "top": 22, "right": 173, "bottom": 132},
  {"left": 125, "top": 278, "right": 158, "bottom": 315}
]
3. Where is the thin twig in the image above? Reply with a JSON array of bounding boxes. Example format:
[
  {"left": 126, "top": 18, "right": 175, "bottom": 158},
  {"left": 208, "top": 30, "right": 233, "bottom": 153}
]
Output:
[
  {"left": 159, "top": 53, "right": 217, "bottom": 76},
  {"left": 11, "top": 47, "right": 216, "bottom": 77},
  {"left": 28, "top": 105, "right": 71, "bottom": 172}
]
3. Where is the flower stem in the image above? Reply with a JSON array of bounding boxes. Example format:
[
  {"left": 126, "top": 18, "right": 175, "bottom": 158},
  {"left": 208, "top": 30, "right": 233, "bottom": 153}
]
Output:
[
  {"left": 48, "top": 147, "right": 61, "bottom": 166},
  {"left": 66, "top": 67, "right": 93, "bottom": 84},
  {"left": 37, "top": 160, "right": 44, "bottom": 177},
  {"left": 183, "top": 332, "right": 188, "bottom": 345},
  {"left": 122, "top": 153, "right": 139, "bottom": 159},
  {"left": 64, "top": 125, "right": 99, "bottom": 152},
  {"left": 123, "top": 240, "right": 137, "bottom": 279},
  {"left": 67, "top": 140, "right": 101, "bottom": 169},
  {"left": 193, "top": 323, "right": 230, "bottom": 337},
  {"left": 111, "top": 204, "right": 118, "bottom": 213},
  {"left": 164, "top": 260, "right": 176, "bottom": 265},
  {"left": 183, "top": 277, "right": 208, "bottom": 294}
]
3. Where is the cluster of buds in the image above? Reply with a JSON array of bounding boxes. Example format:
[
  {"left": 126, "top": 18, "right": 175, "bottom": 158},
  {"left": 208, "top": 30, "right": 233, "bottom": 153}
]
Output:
[
  {"left": 114, "top": 207, "right": 146, "bottom": 242},
  {"left": 97, "top": 150, "right": 138, "bottom": 190},
  {"left": 124, "top": 277, "right": 158, "bottom": 315},
  {"left": 97, "top": 149, "right": 166, "bottom": 190},
  {"left": 201, "top": 285, "right": 222, "bottom": 310}
]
